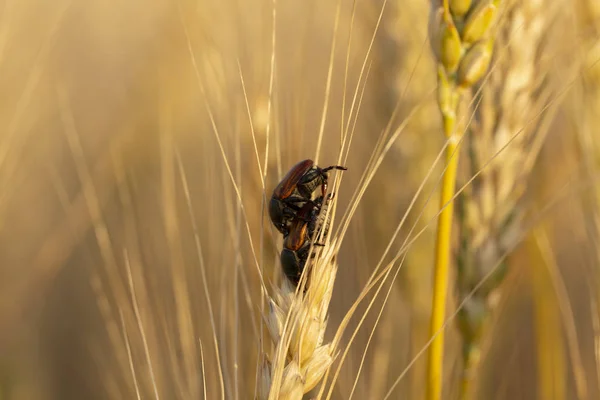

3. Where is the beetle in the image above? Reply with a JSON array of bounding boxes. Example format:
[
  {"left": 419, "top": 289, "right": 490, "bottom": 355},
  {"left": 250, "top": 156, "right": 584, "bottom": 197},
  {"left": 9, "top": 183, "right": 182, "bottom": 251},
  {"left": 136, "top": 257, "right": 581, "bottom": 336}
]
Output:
[
  {"left": 280, "top": 241, "right": 315, "bottom": 286},
  {"left": 280, "top": 197, "right": 330, "bottom": 286},
  {"left": 269, "top": 159, "right": 346, "bottom": 235}
]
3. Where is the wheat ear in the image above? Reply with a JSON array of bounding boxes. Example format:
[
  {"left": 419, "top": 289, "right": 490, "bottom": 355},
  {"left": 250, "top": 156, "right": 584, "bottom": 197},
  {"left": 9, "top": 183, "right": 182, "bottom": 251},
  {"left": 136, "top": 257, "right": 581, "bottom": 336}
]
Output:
[
  {"left": 457, "top": 0, "right": 558, "bottom": 396},
  {"left": 258, "top": 221, "right": 339, "bottom": 399},
  {"left": 426, "top": 1, "right": 500, "bottom": 399}
]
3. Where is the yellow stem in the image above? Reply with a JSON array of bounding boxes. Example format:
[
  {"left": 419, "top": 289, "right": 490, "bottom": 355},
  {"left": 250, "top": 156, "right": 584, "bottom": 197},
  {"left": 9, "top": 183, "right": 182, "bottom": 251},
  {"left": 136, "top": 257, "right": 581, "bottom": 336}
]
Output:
[{"left": 426, "top": 120, "right": 461, "bottom": 400}]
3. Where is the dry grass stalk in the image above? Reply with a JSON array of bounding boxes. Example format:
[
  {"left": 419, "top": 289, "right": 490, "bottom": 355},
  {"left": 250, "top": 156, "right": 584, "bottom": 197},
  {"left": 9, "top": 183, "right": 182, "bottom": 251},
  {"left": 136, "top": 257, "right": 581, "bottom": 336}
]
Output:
[
  {"left": 426, "top": 1, "right": 500, "bottom": 399},
  {"left": 457, "top": 0, "right": 558, "bottom": 395},
  {"left": 259, "top": 242, "right": 339, "bottom": 400}
]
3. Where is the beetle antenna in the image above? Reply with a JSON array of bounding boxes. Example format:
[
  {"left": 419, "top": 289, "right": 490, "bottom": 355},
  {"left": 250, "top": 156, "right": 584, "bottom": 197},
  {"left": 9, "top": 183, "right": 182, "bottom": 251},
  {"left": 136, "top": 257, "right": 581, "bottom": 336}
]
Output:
[{"left": 321, "top": 165, "right": 348, "bottom": 173}]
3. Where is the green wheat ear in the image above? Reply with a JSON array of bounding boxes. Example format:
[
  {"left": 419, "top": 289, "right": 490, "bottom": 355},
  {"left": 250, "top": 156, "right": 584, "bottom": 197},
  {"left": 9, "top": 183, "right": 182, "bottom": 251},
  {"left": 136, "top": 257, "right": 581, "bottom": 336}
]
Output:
[{"left": 425, "top": 1, "right": 499, "bottom": 400}]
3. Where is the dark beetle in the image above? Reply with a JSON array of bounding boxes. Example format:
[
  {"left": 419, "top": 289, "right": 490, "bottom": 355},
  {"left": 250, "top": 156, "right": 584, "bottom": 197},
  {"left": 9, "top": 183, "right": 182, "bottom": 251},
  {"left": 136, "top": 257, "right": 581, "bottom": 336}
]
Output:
[
  {"left": 280, "top": 197, "right": 330, "bottom": 286},
  {"left": 269, "top": 159, "right": 346, "bottom": 235},
  {"left": 280, "top": 242, "right": 313, "bottom": 286}
]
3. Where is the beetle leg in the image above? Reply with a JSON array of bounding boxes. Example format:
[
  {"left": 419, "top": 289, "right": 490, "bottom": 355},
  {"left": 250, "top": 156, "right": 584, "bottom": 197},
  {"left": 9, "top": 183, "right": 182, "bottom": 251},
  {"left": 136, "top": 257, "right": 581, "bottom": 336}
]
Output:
[
  {"left": 284, "top": 198, "right": 317, "bottom": 220},
  {"left": 283, "top": 196, "right": 306, "bottom": 206},
  {"left": 284, "top": 196, "right": 319, "bottom": 208},
  {"left": 286, "top": 203, "right": 302, "bottom": 212}
]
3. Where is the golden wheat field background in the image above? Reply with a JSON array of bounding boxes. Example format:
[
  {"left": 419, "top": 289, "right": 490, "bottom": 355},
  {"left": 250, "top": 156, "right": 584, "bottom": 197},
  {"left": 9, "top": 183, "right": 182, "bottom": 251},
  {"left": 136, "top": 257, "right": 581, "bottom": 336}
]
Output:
[{"left": 1, "top": 0, "right": 600, "bottom": 399}]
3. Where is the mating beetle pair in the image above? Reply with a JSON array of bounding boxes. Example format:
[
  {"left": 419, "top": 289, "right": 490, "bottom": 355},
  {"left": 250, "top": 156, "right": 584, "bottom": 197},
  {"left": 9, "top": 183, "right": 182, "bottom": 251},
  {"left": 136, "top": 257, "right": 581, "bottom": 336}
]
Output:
[
  {"left": 269, "top": 159, "right": 346, "bottom": 236},
  {"left": 269, "top": 159, "right": 346, "bottom": 286}
]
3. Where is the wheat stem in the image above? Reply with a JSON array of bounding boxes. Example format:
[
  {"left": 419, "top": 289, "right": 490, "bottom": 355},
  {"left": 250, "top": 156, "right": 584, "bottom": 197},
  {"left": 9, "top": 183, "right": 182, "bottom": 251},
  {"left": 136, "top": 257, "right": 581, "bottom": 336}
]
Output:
[{"left": 427, "top": 113, "right": 462, "bottom": 400}]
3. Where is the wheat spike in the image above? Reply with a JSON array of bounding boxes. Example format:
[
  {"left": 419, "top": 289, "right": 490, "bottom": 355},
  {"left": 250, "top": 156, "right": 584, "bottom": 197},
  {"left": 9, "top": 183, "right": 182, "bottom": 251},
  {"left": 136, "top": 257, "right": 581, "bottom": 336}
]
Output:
[
  {"left": 259, "top": 208, "right": 339, "bottom": 399},
  {"left": 457, "top": 0, "right": 559, "bottom": 395},
  {"left": 462, "top": 0, "right": 555, "bottom": 270}
]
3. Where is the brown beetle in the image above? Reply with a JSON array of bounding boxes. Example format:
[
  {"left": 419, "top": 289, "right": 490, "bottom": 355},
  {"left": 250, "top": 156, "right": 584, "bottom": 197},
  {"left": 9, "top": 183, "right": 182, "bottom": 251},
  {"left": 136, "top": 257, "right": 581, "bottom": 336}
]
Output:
[
  {"left": 280, "top": 197, "right": 330, "bottom": 286},
  {"left": 280, "top": 242, "right": 314, "bottom": 286},
  {"left": 269, "top": 159, "right": 346, "bottom": 235}
]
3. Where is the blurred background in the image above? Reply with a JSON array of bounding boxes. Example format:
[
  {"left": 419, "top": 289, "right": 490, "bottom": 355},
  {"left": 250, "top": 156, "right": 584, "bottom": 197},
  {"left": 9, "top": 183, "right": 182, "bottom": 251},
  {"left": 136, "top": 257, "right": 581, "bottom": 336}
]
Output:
[{"left": 1, "top": 0, "right": 599, "bottom": 399}]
